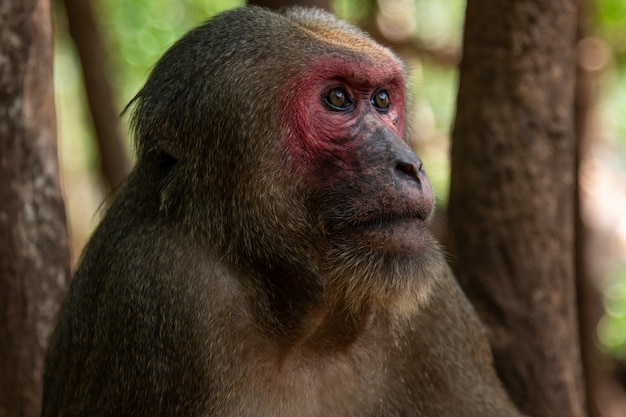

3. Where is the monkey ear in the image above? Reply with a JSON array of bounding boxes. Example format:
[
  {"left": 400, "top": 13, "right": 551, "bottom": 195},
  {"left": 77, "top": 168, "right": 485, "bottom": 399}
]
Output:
[
  {"left": 127, "top": 90, "right": 191, "bottom": 162},
  {"left": 138, "top": 107, "right": 189, "bottom": 161},
  {"left": 154, "top": 114, "right": 185, "bottom": 161}
]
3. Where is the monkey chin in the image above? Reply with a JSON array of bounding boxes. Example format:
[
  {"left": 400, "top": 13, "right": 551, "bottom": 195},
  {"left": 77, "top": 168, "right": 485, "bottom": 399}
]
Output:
[{"left": 325, "top": 217, "right": 438, "bottom": 318}]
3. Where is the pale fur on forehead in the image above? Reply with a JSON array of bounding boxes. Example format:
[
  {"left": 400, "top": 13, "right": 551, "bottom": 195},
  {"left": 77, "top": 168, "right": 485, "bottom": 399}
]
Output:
[{"left": 282, "top": 7, "right": 399, "bottom": 64}]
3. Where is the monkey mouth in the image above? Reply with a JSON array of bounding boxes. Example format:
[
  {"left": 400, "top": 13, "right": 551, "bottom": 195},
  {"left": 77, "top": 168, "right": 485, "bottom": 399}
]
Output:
[
  {"left": 350, "top": 211, "right": 426, "bottom": 230},
  {"left": 341, "top": 211, "right": 430, "bottom": 255}
]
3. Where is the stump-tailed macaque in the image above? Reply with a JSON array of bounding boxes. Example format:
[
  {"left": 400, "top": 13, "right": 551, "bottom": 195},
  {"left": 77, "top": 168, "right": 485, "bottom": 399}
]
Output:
[{"left": 43, "top": 6, "right": 526, "bottom": 417}]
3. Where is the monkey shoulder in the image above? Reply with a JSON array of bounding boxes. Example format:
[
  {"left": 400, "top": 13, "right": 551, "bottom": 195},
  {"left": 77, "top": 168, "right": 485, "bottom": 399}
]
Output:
[{"left": 46, "top": 196, "right": 249, "bottom": 416}]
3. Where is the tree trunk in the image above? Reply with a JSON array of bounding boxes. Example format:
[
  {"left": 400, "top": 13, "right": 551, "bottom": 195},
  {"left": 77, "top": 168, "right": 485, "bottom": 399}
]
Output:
[
  {"left": 62, "top": 0, "right": 132, "bottom": 190},
  {"left": 0, "top": 1, "right": 71, "bottom": 416},
  {"left": 448, "top": 1, "right": 585, "bottom": 417},
  {"left": 575, "top": 5, "right": 602, "bottom": 416}
]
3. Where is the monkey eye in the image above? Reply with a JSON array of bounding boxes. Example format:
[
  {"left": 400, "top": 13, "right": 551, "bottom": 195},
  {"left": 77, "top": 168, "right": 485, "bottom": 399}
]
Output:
[
  {"left": 371, "top": 89, "right": 390, "bottom": 112},
  {"left": 324, "top": 87, "right": 353, "bottom": 111}
]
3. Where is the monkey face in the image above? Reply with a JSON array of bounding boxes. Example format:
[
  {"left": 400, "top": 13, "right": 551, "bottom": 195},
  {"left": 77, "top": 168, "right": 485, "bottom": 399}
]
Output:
[{"left": 283, "top": 54, "right": 435, "bottom": 258}]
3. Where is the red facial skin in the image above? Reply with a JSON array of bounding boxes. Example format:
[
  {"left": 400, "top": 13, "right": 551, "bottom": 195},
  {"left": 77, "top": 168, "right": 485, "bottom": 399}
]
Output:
[
  {"left": 282, "top": 54, "right": 435, "bottom": 257},
  {"left": 286, "top": 54, "right": 405, "bottom": 159}
]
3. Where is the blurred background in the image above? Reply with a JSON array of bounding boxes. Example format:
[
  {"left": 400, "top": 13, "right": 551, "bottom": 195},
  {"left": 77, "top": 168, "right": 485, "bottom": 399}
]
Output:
[{"left": 53, "top": 0, "right": 625, "bottom": 412}]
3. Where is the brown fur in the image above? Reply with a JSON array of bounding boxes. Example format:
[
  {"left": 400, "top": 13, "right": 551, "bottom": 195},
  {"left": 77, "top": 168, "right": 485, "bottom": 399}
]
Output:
[{"left": 43, "top": 7, "right": 526, "bottom": 417}]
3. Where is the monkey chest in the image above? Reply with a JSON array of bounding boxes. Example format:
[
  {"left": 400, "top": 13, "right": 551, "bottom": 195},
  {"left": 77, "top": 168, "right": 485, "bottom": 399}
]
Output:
[{"left": 199, "top": 335, "right": 420, "bottom": 417}]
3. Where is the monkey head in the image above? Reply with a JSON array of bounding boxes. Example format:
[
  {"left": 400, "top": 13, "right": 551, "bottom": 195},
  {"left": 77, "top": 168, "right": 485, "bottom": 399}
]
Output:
[{"left": 129, "top": 7, "right": 438, "bottom": 315}]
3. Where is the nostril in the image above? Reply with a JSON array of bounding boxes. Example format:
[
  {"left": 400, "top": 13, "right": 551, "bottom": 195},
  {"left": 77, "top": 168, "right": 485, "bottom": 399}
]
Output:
[{"left": 396, "top": 161, "right": 423, "bottom": 182}]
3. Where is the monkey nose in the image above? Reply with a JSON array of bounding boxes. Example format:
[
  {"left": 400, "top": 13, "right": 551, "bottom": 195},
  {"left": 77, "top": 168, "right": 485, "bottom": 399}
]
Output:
[{"left": 396, "top": 160, "right": 424, "bottom": 185}]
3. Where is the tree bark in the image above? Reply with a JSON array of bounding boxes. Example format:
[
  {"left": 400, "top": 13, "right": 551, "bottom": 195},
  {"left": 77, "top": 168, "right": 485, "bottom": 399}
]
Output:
[
  {"left": 448, "top": 1, "right": 585, "bottom": 417},
  {"left": 0, "top": 1, "right": 71, "bottom": 416}
]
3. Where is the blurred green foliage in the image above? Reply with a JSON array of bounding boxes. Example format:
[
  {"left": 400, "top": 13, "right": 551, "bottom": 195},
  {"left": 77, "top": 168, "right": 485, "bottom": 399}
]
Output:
[
  {"left": 599, "top": 268, "right": 626, "bottom": 358},
  {"left": 592, "top": 0, "right": 626, "bottom": 360},
  {"left": 96, "top": 0, "right": 243, "bottom": 106},
  {"left": 333, "top": 0, "right": 375, "bottom": 23},
  {"left": 594, "top": 0, "right": 626, "bottom": 47},
  {"left": 594, "top": 0, "right": 626, "bottom": 149},
  {"left": 413, "top": 0, "right": 465, "bottom": 47}
]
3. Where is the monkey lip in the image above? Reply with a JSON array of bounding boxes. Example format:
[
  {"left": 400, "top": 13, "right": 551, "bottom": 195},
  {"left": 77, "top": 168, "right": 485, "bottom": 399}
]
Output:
[
  {"left": 350, "top": 212, "right": 427, "bottom": 230},
  {"left": 345, "top": 214, "right": 429, "bottom": 254}
]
